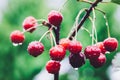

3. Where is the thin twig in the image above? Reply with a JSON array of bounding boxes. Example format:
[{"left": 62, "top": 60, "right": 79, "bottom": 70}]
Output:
[{"left": 68, "top": 0, "right": 102, "bottom": 40}]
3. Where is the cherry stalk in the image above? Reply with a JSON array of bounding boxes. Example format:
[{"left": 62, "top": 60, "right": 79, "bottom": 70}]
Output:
[{"left": 68, "top": 0, "right": 102, "bottom": 40}]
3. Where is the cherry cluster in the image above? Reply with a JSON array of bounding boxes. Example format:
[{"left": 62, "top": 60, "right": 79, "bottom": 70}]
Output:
[{"left": 10, "top": 10, "right": 118, "bottom": 76}]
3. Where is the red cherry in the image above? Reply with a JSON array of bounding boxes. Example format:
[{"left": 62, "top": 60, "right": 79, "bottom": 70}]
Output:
[
  {"left": 49, "top": 45, "right": 66, "bottom": 61},
  {"left": 68, "top": 40, "right": 82, "bottom": 54},
  {"left": 84, "top": 46, "right": 101, "bottom": 59},
  {"left": 22, "top": 16, "right": 37, "bottom": 33},
  {"left": 95, "top": 42, "right": 106, "bottom": 54},
  {"left": 10, "top": 30, "right": 25, "bottom": 44},
  {"left": 46, "top": 60, "right": 61, "bottom": 74},
  {"left": 48, "top": 10, "right": 63, "bottom": 27},
  {"left": 59, "top": 38, "right": 71, "bottom": 49},
  {"left": 103, "top": 38, "right": 118, "bottom": 52},
  {"left": 27, "top": 41, "right": 44, "bottom": 57},
  {"left": 90, "top": 53, "right": 106, "bottom": 68},
  {"left": 69, "top": 52, "right": 85, "bottom": 68}
]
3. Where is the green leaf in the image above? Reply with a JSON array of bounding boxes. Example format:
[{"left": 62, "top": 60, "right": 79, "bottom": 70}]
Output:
[{"left": 111, "top": 0, "right": 120, "bottom": 4}]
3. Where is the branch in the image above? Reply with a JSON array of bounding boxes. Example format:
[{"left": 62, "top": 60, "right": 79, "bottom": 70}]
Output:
[
  {"left": 42, "top": 21, "right": 60, "bottom": 44},
  {"left": 42, "top": 18, "right": 60, "bottom": 80},
  {"left": 68, "top": 0, "right": 102, "bottom": 40}
]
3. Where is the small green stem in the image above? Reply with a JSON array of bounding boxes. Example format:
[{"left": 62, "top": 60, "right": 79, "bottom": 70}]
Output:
[
  {"left": 22, "top": 24, "right": 43, "bottom": 33},
  {"left": 92, "top": 8, "right": 98, "bottom": 43},
  {"left": 67, "top": 8, "right": 87, "bottom": 39},
  {"left": 104, "top": 15, "right": 111, "bottom": 37},
  {"left": 81, "top": 27, "right": 96, "bottom": 42},
  {"left": 39, "top": 30, "right": 50, "bottom": 42},
  {"left": 68, "top": 0, "right": 103, "bottom": 40},
  {"left": 95, "top": 8, "right": 111, "bottom": 37},
  {"left": 80, "top": 0, "right": 93, "bottom": 4},
  {"left": 50, "top": 30, "right": 57, "bottom": 46},
  {"left": 89, "top": 16, "right": 95, "bottom": 45},
  {"left": 50, "top": 33, "right": 53, "bottom": 47}
]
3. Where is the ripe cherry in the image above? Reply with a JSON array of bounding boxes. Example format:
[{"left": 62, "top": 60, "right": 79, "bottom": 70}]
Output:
[
  {"left": 84, "top": 46, "right": 101, "bottom": 59},
  {"left": 48, "top": 10, "right": 63, "bottom": 27},
  {"left": 68, "top": 40, "right": 82, "bottom": 54},
  {"left": 103, "top": 37, "right": 118, "bottom": 52},
  {"left": 69, "top": 52, "right": 85, "bottom": 68},
  {"left": 46, "top": 60, "right": 61, "bottom": 74},
  {"left": 27, "top": 41, "right": 44, "bottom": 57},
  {"left": 95, "top": 42, "right": 106, "bottom": 54},
  {"left": 49, "top": 45, "right": 66, "bottom": 61},
  {"left": 10, "top": 30, "right": 25, "bottom": 44},
  {"left": 90, "top": 53, "right": 106, "bottom": 68},
  {"left": 22, "top": 16, "right": 37, "bottom": 33},
  {"left": 59, "top": 38, "right": 71, "bottom": 49}
]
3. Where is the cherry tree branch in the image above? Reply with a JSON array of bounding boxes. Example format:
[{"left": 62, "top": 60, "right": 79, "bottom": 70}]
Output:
[
  {"left": 68, "top": 0, "right": 102, "bottom": 40},
  {"left": 42, "top": 21, "right": 60, "bottom": 44},
  {"left": 42, "top": 1, "right": 102, "bottom": 80}
]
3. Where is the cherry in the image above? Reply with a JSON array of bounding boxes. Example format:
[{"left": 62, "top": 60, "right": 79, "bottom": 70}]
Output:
[
  {"left": 59, "top": 38, "right": 71, "bottom": 49},
  {"left": 49, "top": 45, "right": 66, "bottom": 61},
  {"left": 95, "top": 42, "right": 106, "bottom": 54},
  {"left": 103, "top": 37, "right": 118, "bottom": 52},
  {"left": 27, "top": 41, "right": 44, "bottom": 57},
  {"left": 90, "top": 53, "right": 106, "bottom": 68},
  {"left": 22, "top": 16, "right": 37, "bottom": 33},
  {"left": 46, "top": 60, "right": 61, "bottom": 74},
  {"left": 10, "top": 30, "right": 25, "bottom": 44},
  {"left": 84, "top": 46, "right": 101, "bottom": 59},
  {"left": 69, "top": 52, "right": 85, "bottom": 68},
  {"left": 68, "top": 40, "right": 82, "bottom": 54},
  {"left": 48, "top": 10, "right": 63, "bottom": 27}
]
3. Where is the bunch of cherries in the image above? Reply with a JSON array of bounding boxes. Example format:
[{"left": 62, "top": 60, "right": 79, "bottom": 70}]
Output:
[{"left": 10, "top": 10, "right": 118, "bottom": 75}]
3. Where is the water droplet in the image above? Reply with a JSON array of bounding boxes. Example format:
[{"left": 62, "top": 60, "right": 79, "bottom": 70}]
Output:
[
  {"left": 74, "top": 68, "right": 78, "bottom": 71},
  {"left": 19, "top": 43, "right": 22, "bottom": 45},
  {"left": 106, "top": 51, "right": 110, "bottom": 54},
  {"left": 13, "top": 43, "right": 19, "bottom": 46}
]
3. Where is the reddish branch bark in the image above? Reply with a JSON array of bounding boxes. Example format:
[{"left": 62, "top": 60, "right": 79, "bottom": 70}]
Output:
[{"left": 42, "top": 0, "right": 102, "bottom": 80}]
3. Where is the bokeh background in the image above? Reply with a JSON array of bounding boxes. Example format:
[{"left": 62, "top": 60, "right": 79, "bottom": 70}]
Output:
[{"left": 0, "top": 0, "right": 120, "bottom": 80}]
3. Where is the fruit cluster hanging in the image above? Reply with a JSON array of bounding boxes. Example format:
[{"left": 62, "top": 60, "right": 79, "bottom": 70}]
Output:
[{"left": 10, "top": 0, "right": 119, "bottom": 80}]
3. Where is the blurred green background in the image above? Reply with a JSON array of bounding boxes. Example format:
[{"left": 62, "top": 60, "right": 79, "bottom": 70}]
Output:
[{"left": 0, "top": 0, "right": 120, "bottom": 80}]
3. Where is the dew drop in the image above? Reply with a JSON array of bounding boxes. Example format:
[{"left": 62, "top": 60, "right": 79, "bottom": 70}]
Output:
[
  {"left": 74, "top": 68, "right": 78, "bottom": 71},
  {"left": 106, "top": 51, "right": 110, "bottom": 54},
  {"left": 19, "top": 43, "right": 23, "bottom": 45},
  {"left": 13, "top": 43, "right": 19, "bottom": 46}
]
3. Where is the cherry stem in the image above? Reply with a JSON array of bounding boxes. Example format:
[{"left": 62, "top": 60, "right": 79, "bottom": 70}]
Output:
[
  {"left": 80, "top": 0, "right": 93, "bottom": 4},
  {"left": 95, "top": 8, "right": 111, "bottom": 37},
  {"left": 53, "top": 26, "right": 60, "bottom": 45},
  {"left": 67, "top": 8, "right": 87, "bottom": 40},
  {"left": 22, "top": 24, "right": 43, "bottom": 33},
  {"left": 50, "top": 30, "right": 57, "bottom": 46},
  {"left": 68, "top": 0, "right": 102, "bottom": 40},
  {"left": 50, "top": 33, "right": 53, "bottom": 47},
  {"left": 104, "top": 15, "right": 111, "bottom": 37},
  {"left": 81, "top": 27, "right": 97, "bottom": 42},
  {"left": 39, "top": 30, "right": 50, "bottom": 42},
  {"left": 92, "top": 8, "right": 97, "bottom": 43},
  {"left": 89, "top": 17, "right": 95, "bottom": 45}
]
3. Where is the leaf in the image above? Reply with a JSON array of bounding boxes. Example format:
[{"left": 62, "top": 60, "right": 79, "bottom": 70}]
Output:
[{"left": 111, "top": 0, "right": 120, "bottom": 5}]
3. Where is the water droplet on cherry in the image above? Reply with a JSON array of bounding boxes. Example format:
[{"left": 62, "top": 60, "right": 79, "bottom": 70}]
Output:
[
  {"left": 13, "top": 43, "right": 19, "bottom": 46},
  {"left": 74, "top": 68, "right": 78, "bottom": 71}
]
